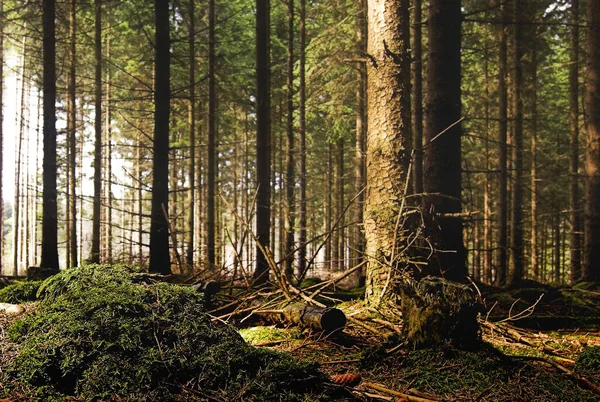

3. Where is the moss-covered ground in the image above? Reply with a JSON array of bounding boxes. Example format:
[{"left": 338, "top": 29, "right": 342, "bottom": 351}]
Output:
[{"left": 1, "top": 270, "right": 599, "bottom": 401}]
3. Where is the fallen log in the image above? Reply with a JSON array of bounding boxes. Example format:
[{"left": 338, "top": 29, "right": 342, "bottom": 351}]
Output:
[{"left": 255, "top": 303, "right": 347, "bottom": 333}]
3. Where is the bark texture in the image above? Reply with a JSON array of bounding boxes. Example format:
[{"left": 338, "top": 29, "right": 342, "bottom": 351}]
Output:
[{"left": 364, "top": 0, "right": 411, "bottom": 304}]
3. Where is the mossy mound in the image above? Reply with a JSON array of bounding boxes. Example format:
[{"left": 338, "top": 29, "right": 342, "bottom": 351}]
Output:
[
  {"left": 0, "top": 280, "right": 43, "bottom": 303},
  {"left": 575, "top": 346, "right": 600, "bottom": 375},
  {"left": 6, "top": 265, "right": 327, "bottom": 401}
]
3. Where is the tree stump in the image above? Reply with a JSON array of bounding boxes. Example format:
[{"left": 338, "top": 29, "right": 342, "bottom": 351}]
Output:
[{"left": 400, "top": 276, "right": 483, "bottom": 349}]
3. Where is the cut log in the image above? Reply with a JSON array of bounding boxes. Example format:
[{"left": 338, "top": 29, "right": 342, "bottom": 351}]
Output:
[{"left": 281, "top": 303, "right": 346, "bottom": 333}]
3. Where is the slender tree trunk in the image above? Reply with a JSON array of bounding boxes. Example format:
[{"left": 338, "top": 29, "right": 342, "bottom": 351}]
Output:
[
  {"left": 90, "top": 0, "right": 102, "bottom": 263},
  {"left": 326, "top": 143, "right": 333, "bottom": 269},
  {"left": 584, "top": 0, "right": 600, "bottom": 282},
  {"left": 186, "top": 0, "right": 196, "bottom": 272},
  {"left": 284, "top": 0, "right": 295, "bottom": 279},
  {"left": 335, "top": 137, "right": 344, "bottom": 271},
  {"left": 105, "top": 24, "right": 112, "bottom": 263},
  {"left": 364, "top": 0, "right": 411, "bottom": 304},
  {"left": 14, "top": 41, "right": 26, "bottom": 276},
  {"left": 422, "top": 0, "right": 466, "bottom": 281},
  {"left": 41, "top": 0, "right": 59, "bottom": 273},
  {"left": 207, "top": 0, "right": 216, "bottom": 269},
  {"left": 483, "top": 26, "right": 492, "bottom": 283},
  {"left": 254, "top": 0, "right": 271, "bottom": 284},
  {"left": 68, "top": 0, "right": 78, "bottom": 268},
  {"left": 298, "top": 0, "right": 308, "bottom": 277},
  {"left": 569, "top": 0, "right": 582, "bottom": 283},
  {"left": 495, "top": 0, "right": 508, "bottom": 286},
  {"left": 531, "top": 49, "right": 538, "bottom": 281},
  {"left": 508, "top": 0, "right": 524, "bottom": 286},
  {"left": 149, "top": 0, "right": 171, "bottom": 274},
  {"left": 411, "top": 0, "right": 423, "bottom": 195}
]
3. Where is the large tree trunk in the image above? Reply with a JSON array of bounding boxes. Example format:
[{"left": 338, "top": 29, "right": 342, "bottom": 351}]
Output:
[
  {"left": 364, "top": 0, "right": 411, "bottom": 304},
  {"left": 422, "top": 0, "right": 466, "bottom": 281},
  {"left": 254, "top": 0, "right": 271, "bottom": 284},
  {"left": 569, "top": 0, "right": 582, "bottom": 283},
  {"left": 41, "top": 0, "right": 59, "bottom": 273},
  {"left": 495, "top": 0, "right": 508, "bottom": 286},
  {"left": 149, "top": 0, "right": 171, "bottom": 274},
  {"left": 584, "top": 0, "right": 600, "bottom": 282}
]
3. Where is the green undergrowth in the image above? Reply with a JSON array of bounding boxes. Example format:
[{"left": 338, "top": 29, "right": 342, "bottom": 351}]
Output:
[
  {"left": 4, "top": 264, "right": 328, "bottom": 401},
  {"left": 0, "top": 280, "right": 43, "bottom": 304},
  {"left": 575, "top": 346, "right": 600, "bottom": 375},
  {"left": 240, "top": 325, "right": 304, "bottom": 345},
  {"left": 363, "top": 343, "right": 598, "bottom": 401}
]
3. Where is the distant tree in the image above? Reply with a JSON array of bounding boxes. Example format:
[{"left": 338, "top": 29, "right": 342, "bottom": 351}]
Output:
[
  {"left": 149, "top": 0, "right": 171, "bottom": 274},
  {"left": 40, "top": 0, "right": 59, "bottom": 273},
  {"left": 584, "top": 0, "right": 600, "bottom": 282},
  {"left": 422, "top": 0, "right": 466, "bottom": 281},
  {"left": 90, "top": 0, "right": 102, "bottom": 264}
]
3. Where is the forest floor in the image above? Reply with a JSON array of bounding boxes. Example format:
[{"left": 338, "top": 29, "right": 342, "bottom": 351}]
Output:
[{"left": 0, "top": 274, "right": 599, "bottom": 401}]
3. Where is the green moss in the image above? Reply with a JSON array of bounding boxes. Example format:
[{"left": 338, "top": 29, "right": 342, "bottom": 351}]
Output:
[
  {"left": 575, "top": 346, "right": 600, "bottom": 375},
  {"left": 0, "top": 280, "right": 43, "bottom": 303},
  {"left": 7, "top": 265, "right": 327, "bottom": 401},
  {"left": 240, "top": 326, "right": 304, "bottom": 344}
]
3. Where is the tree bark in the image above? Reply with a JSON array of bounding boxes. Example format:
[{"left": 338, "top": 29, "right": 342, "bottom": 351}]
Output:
[
  {"left": 507, "top": 0, "right": 524, "bottom": 287},
  {"left": 207, "top": 0, "right": 216, "bottom": 269},
  {"left": 284, "top": 0, "right": 295, "bottom": 279},
  {"left": 68, "top": 0, "right": 78, "bottom": 268},
  {"left": 186, "top": 0, "right": 196, "bottom": 272},
  {"left": 364, "top": 0, "right": 411, "bottom": 304},
  {"left": 254, "top": 0, "right": 271, "bottom": 284},
  {"left": 495, "top": 0, "right": 508, "bottom": 286},
  {"left": 422, "top": 0, "right": 466, "bottom": 281},
  {"left": 41, "top": 0, "right": 59, "bottom": 273},
  {"left": 298, "top": 0, "right": 308, "bottom": 278},
  {"left": 569, "top": 0, "right": 582, "bottom": 284},
  {"left": 411, "top": 0, "right": 423, "bottom": 196},
  {"left": 584, "top": 0, "right": 600, "bottom": 282},
  {"left": 90, "top": 0, "right": 102, "bottom": 264},
  {"left": 149, "top": 0, "right": 171, "bottom": 274}
]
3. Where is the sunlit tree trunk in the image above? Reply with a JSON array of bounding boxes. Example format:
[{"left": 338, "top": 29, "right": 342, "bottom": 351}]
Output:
[
  {"left": 364, "top": 0, "right": 411, "bottom": 304},
  {"left": 149, "top": 0, "right": 171, "bottom": 274},
  {"left": 41, "top": 0, "right": 59, "bottom": 273}
]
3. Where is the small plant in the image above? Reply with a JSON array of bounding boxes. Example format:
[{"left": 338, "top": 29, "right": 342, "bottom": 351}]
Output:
[{"left": 575, "top": 346, "right": 600, "bottom": 375}]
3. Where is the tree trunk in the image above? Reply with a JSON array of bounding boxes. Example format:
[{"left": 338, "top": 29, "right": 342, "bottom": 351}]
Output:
[
  {"left": 284, "top": 0, "right": 295, "bottom": 280},
  {"left": 364, "top": 0, "right": 411, "bottom": 304},
  {"left": 0, "top": 0, "right": 4, "bottom": 274},
  {"left": 569, "top": 0, "right": 582, "bottom": 283},
  {"left": 207, "top": 0, "right": 216, "bottom": 269},
  {"left": 14, "top": 40, "right": 26, "bottom": 276},
  {"left": 495, "top": 0, "right": 508, "bottom": 286},
  {"left": 254, "top": 0, "right": 271, "bottom": 284},
  {"left": 186, "top": 0, "right": 196, "bottom": 272},
  {"left": 508, "top": 0, "right": 524, "bottom": 286},
  {"left": 68, "top": 0, "right": 78, "bottom": 268},
  {"left": 584, "top": 0, "right": 600, "bottom": 282},
  {"left": 149, "top": 0, "right": 171, "bottom": 274},
  {"left": 298, "top": 0, "right": 308, "bottom": 278},
  {"left": 531, "top": 38, "right": 538, "bottom": 280},
  {"left": 90, "top": 0, "right": 102, "bottom": 264},
  {"left": 105, "top": 23, "right": 113, "bottom": 264},
  {"left": 422, "top": 0, "right": 466, "bottom": 281},
  {"left": 411, "top": 0, "right": 423, "bottom": 196},
  {"left": 41, "top": 0, "right": 59, "bottom": 273}
]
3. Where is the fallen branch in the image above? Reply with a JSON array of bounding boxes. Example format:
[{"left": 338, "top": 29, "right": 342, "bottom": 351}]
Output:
[{"left": 361, "top": 382, "right": 440, "bottom": 402}]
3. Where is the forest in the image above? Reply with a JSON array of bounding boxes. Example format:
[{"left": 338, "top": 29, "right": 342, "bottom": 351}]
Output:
[{"left": 0, "top": 0, "right": 599, "bottom": 401}]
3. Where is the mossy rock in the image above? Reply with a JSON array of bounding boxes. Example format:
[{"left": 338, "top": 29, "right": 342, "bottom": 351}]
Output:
[
  {"left": 6, "top": 264, "right": 327, "bottom": 401},
  {"left": 0, "top": 280, "right": 43, "bottom": 303}
]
